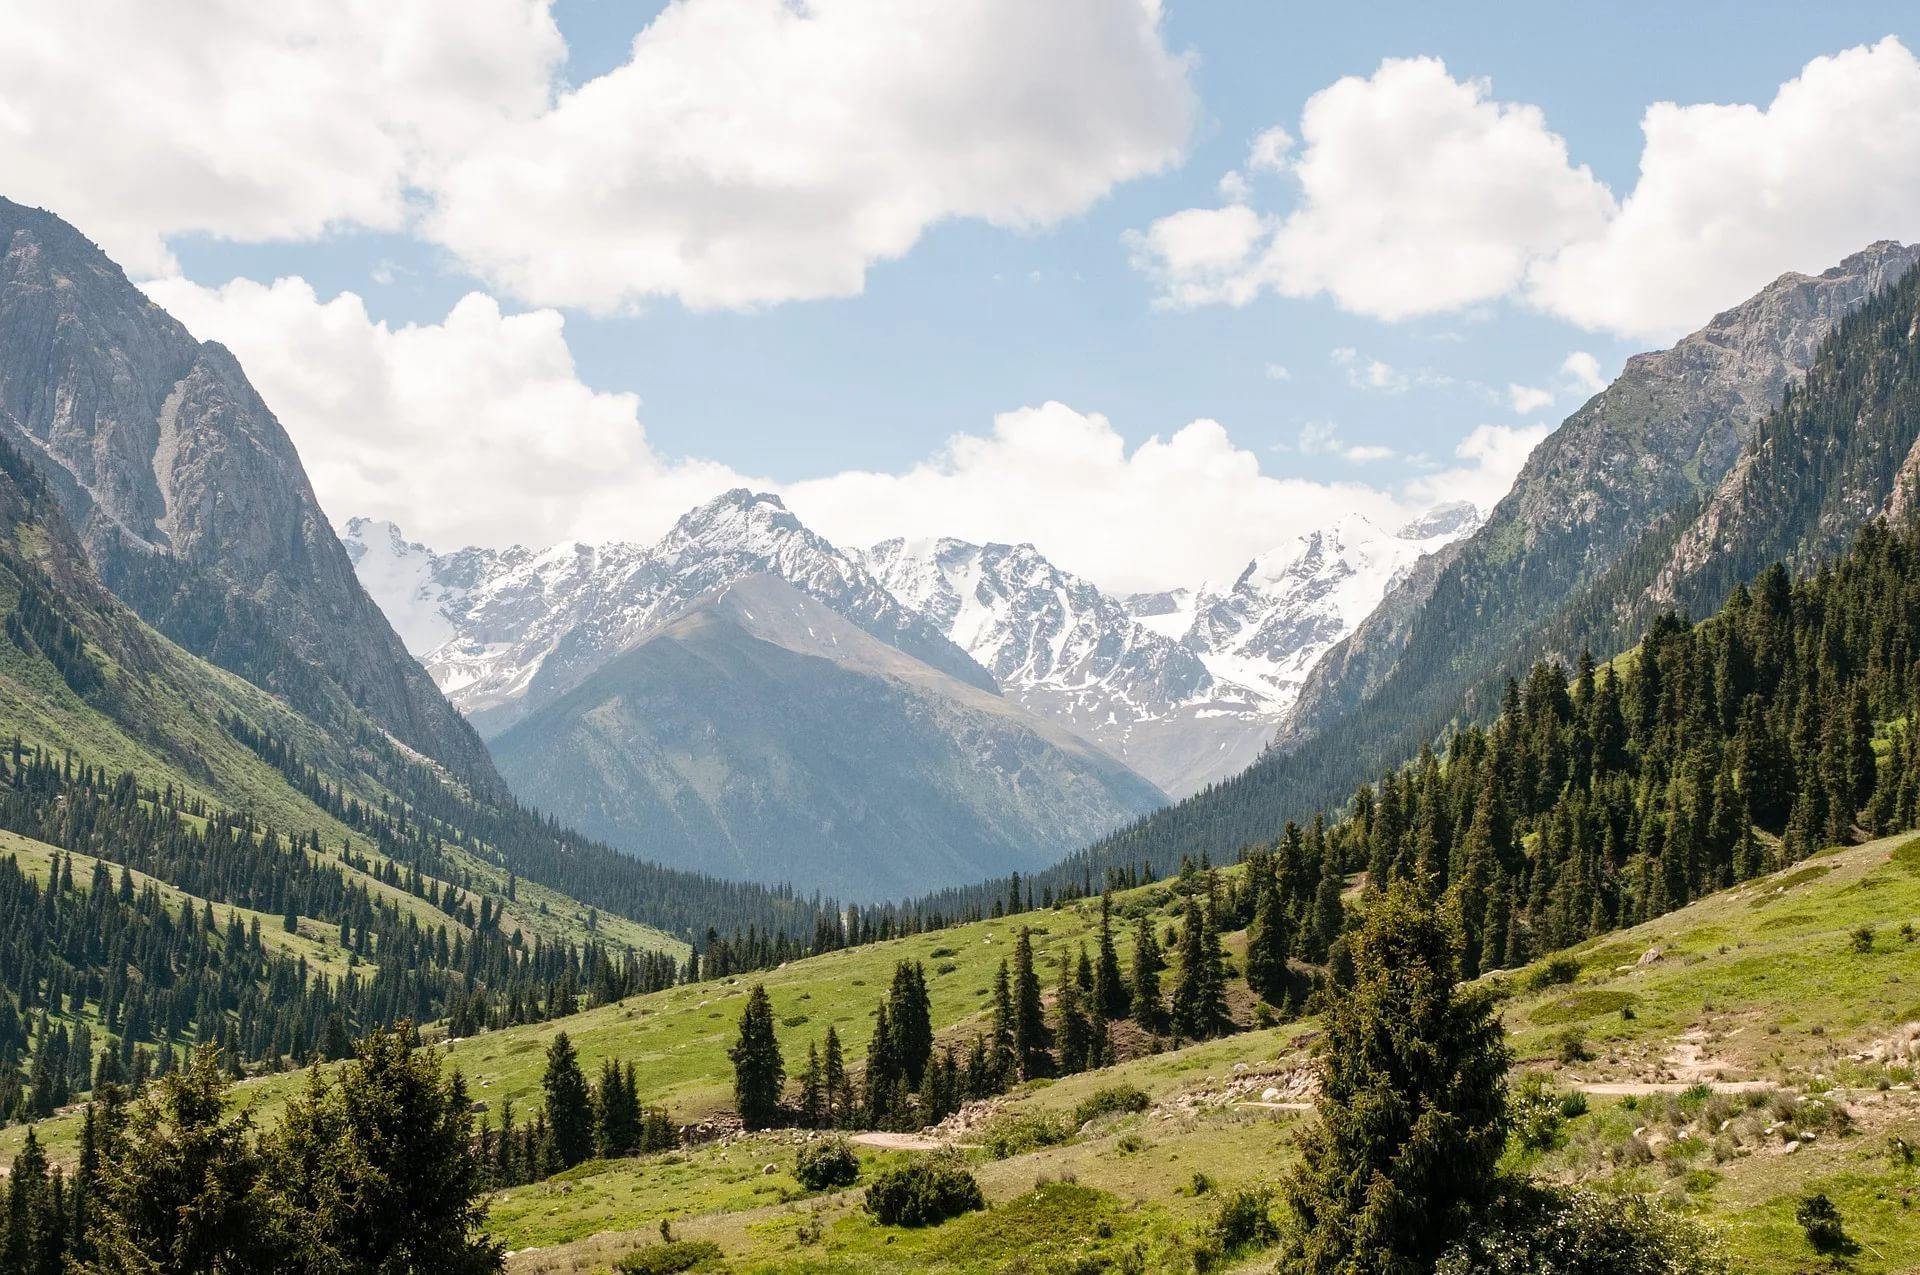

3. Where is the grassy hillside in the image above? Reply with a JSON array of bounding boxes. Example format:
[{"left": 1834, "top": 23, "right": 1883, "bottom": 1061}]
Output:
[{"left": 12, "top": 835, "right": 1920, "bottom": 1271}]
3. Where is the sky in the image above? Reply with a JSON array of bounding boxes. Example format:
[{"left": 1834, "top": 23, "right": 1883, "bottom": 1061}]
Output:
[{"left": 7, "top": 2, "right": 1920, "bottom": 594}]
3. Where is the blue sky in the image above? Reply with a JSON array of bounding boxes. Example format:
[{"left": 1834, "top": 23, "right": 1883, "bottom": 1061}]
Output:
[{"left": 9, "top": 2, "right": 1920, "bottom": 591}]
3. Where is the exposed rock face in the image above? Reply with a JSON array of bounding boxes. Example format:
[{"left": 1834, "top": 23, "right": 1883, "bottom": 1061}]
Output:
[
  {"left": 486, "top": 574, "right": 1167, "bottom": 901},
  {"left": 1283, "top": 240, "right": 1920, "bottom": 756},
  {"left": 0, "top": 197, "right": 494, "bottom": 785}
]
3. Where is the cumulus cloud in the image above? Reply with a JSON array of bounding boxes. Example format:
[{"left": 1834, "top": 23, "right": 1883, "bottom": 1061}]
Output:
[
  {"left": 428, "top": 0, "right": 1197, "bottom": 310},
  {"left": 1131, "top": 56, "right": 1613, "bottom": 318},
  {"left": 3, "top": 0, "right": 1193, "bottom": 311},
  {"left": 1131, "top": 38, "right": 1920, "bottom": 340},
  {"left": 0, "top": 0, "right": 561, "bottom": 276},
  {"left": 1405, "top": 423, "right": 1550, "bottom": 515},
  {"left": 141, "top": 276, "right": 752, "bottom": 551},
  {"left": 788, "top": 405, "right": 1415, "bottom": 592},
  {"left": 142, "top": 276, "right": 1538, "bottom": 593},
  {"left": 1560, "top": 351, "right": 1608, "bottom": 395},
  {"left": 1507, "top": 384, "right": 1555, "bottom": 414}
]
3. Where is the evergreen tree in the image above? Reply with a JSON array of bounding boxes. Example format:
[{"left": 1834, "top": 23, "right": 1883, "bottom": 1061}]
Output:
[
  {"left": 799, "top": 1041, "right": 826, "bottom": 1130},
  {"left": 987, "top": 960, "right": 1017, "bottom": 1086},
  {"left": 1168, "top": 903, "right": 1230, "bottom": 1041},
  {"left": 1010, "top": 929, "right": 1048, "bottom": 1079},
  {"left": 1051, "top": 962, "right": 1091, "bottom": 1075},
  {"left": 541, "top": 1031, "right": 594, "bottom": 1170},
  {"left": 1245, "top": 885, "right": 1292, "bottom": 1009},
  {"left": 822, "top": 1026, "right": 850, "bottom": 1129},
  {"left": 594, "top": 1058, "right": 642, "bottom": 1158},
  {"left": 1092, "top": 892, "right": 1130, "bottom": 1020},
  {"left": 886, "top": 961, "right": 934, "bottom": 1092},
  {"left": 1277, "top": 884, "right": 1509, "bottom": 1273},
  {"left": 266, "top": 1023, "right": 501, "bottom": 1273},
  {"left": 729, "top": 984, "right": 785, "bottom": 1130},
  {"left": 1128, "top": 912, "right": 1164, "bottom": 1033}
]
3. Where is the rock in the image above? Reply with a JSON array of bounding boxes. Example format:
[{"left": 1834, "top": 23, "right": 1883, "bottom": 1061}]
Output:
[
  {"left": 1262, "top": 1088, "right": 1282, "bottom": 1103},
  {"left": 1636, "top": 947, "right": 1664, "bottom": 967},
  {"left": 764, "top": 1164, "right": 778, "bottom": 1176}
]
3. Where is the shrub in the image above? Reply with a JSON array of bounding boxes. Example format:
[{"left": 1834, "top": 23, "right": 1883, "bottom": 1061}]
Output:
[
  {"left": 1796, "top": 1193, "right": 1847, "bottom": 1252},
  {"left": 794, "top": 1137, "right": 860, "bottom": 1191},
  {"left": 1071, "top": 1083, "right": 1150, "bottom": 1127},
  {"left": 1851, "top": 926, "right": 1877, "bottom": 954},
  {"left": 1527, "top": 954, "right": 1582, "bottom": 990},
  {"left": 1510, "top": 1073, "right": 1567, "bottom": 1152},
  {"left": 982, "top": 1113, "right": 1071, "bottom": 1159},
  {"left": 1556, "top": 1030, "right": 1592, "bottom": 1064},
  {"left": 1211, "top": 1188, "right": 1279, "bottom": 1253},
  {"left": 864, "top": 1155, "right": 985, "bottom": 1227},
  {"left": 615, "top": 1239, "right": 723, "bottom": 1274},
  {"left": 1435, "top": 1183, "right": 1725, "bottom": 1274}
]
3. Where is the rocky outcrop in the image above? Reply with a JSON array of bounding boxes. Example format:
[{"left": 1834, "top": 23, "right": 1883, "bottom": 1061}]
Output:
[{"left": 0, "top": 196, "right": 494, "bottom": 785}]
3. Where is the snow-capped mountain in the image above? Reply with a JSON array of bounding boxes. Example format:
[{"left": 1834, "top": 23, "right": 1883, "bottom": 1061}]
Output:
[
  {"left": 1169, "top": 501, "right": 1483, "bottom": 716},
  {"left": 857, "top": 502, "right": 1480, "bottom": 796},
  {"left": 345, "top": 493, "right": 1481, "bottom": 797},
  {"left": 344, "top": 489, "right": 990, "bottom": 736}
]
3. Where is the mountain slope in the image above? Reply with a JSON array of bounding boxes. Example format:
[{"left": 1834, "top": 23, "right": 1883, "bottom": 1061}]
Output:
[
  {"left": 0, "top": 197, "right": 494, "bottom": 785},
  {"left": 1052, "top": 240, "right": 1920, "bottom": 885},
  {"left": 489, "top": 573, "right": 1166, "bottom": 901}
]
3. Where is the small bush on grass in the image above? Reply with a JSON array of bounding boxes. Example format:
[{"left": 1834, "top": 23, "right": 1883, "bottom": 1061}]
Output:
[
  {"left": 1436, "top": 1183, "right": 1725, "bottom": 1274},
  {"left": 1071, "top": 1083, "right": 1150, "bottom": 1126},
  {"left": 982, "top": 1112, "right": 1070, "bottom": 1159},
  {"left": 1211, "top": 1188, "right": 1279, "bottom": 1253},
  {"left": 1528, "top": 954, "right": 1582, "bottom": 990},
  {"left": 615, "top": 1239, "right": 723, "bottom": 1274},
  {"left": 864, "top": 1154, "right": 985, "bottom": 1227},
  {"left": 1796, "top": 1193, "right": 1849, "bottom": 1253},
  {"left": 794, "top": 1137, "right": 860, "bottom": 1191}
]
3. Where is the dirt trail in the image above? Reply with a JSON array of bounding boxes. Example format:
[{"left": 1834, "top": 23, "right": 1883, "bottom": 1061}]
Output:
[
  {"left": 1574, "top": 1080, "right": 1774, "bottom": 1096},
  {"left": 849, "top": 1131, "right": 948, "bottom": 1151}
]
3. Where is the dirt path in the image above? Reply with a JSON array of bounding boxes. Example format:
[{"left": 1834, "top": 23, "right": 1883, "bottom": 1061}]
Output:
[
  {"left": 849, "top": 1131, "right": 948, "bottom": 1151},
  {"left": 1574, "top": 1080, "right": 1775, "bottom": 1096}
]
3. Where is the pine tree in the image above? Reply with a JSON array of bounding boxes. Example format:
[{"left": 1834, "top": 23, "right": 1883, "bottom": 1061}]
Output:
[
  {"left": 1011, "top": 929, "right": 1048, "bottom": 1079},
  {"left": 729, "top": 984, "right": 786, "bottom": 1131},
  {"left": 1169, "top": 903, "right": 1230, "bottom": 1041},
  {"left": 1245, "top": 886, "right": 1292, "bottom": 1009},
  {"left": 988, "top": 960, "right": 1017, "bottom": 1086},
  {"left": 541, "top": 1031, "right": 594, "bottom": 1170},
  {"left": 1128, "top": 912, "right": 1164, "bottom": 1033},
  {"left": 1277, "top": 884, "right": 1509, "bottom": 1273},
  {"left": 799, "top": 1041, "right": 826, "bottom": 1129},
  {"left": 863, "top": 1003, "right": 903, "bottom": 1129},
  {"left": 1093, "top": 892, "right": 1130, "bottom": 1020},
  {"left": 594, "top": 1058, "right": 641, "bottom": 1158},
  {"left": 822, "top": 1026, "right": 851, "bottom": 1129},
  {"left": 886, "top": 961, "right": 934, "bottom": 1092},
  {"left": 1052, "top": 962, "right": 1091, "bottom": 1075}
]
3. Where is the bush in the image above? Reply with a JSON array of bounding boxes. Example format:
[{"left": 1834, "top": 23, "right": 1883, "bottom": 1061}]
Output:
[
  {"left": 1511, "top": 1073, "right": 1569, "bottom": 1152},
  {"left": 1796, "top": 1193, "right": 1847, "bottom": 1252},
  {"left": 1556, "top": 1030, "right": 1592, "bottom": 1064},
  {"left": 1071, "top": 1083, "right": 1150, "bottom": 1127},
  {"left": 864, "top": 1155, "right": 985, "bottom": 1227},
  {"left": 1851, "top": 926, "right": 1877, "bottom": 954},
  {"left": 1436, "top": 1183, "right": 1725, "bottom": 1274},
  {"left": 794, "top": 1137, "right": 860, "bottom": 1191},
  {"left": 1211, "top": 1188, "right": 1279, "bottom": 1253},
  {"left": 982, "top": 1113, "right": 1070, "bottom": 1159},
  {"left": 1528, "top": 954, "right": 1582, "bottom": 990},
  {"left": 615, "top": 1239, "right": 723, "bottom": 1274}
]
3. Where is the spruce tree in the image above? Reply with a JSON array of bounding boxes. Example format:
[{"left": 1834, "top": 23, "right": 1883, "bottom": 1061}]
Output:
[
  {"left": 1277, "top": 884, "right": 1509, "bottom": 1273},
  {"left": 886, "top": 961, "right": 934, "bottom": 1091},
  {"left": 541, "top": 1031, "right": 594, "bottom": 1170},
  {"left": 799, "top": 1041, "right": 826, "bottom": 1129},
  {"left": 729, "top": 984, "right": 786, "bottom": 1131},
  {"left": 1051, "top": 963, "right": 1091, "bottom": 1075},
  {"left": 1245, "top": 886, "right": 1292, "bottom": 1009},
  {"left": 1093, "top": 892, "right": 1130, "bottom": 1020},
  {"left": 988, "top": 960, "right": 1017, "bottom": 1085},
  {"left": 822, "top": 1026, "right": 850, "bottom": 1128},
  {"left": 1128, "top": 912, "right": 1164, "bottom": 1033},
  {"left": 1010, "top": 929, "right": 1048, "bottom": 1079},
  {"left": 594, "top": 1057, "right": 641, "bottom": 1158}
]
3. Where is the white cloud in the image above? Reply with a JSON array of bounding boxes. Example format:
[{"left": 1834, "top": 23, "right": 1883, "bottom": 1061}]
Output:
[
  {"left": 1124, "top": 204, "right": 1268, "bottom": 308},
  {"left": 1559, "top": 350, "right": 1607, "bottom": 395},
  {"left": 1247, "top": 125, "right": 1295, "bottom": 173},
  {"left": 0, "top": 0, "right": 562, "bottom": 276},
  {"left": 1294, "top": 422, "right": 1397, "bottom": 465},
  {"left": 140, "top": 276, "right": 752, "bottom": 551},
  {"left": 1331, "top": 347, "right": 1410, "bottom": 393},
  {"left": 140, "top": 275, "right": 1529, "bottom": 594},
  {"left": 2, "top": 0, "right": 1193, "bottom": 311},
  {"left": 788, "top": 406, "right": 1414, "bottom": 592},
  {"left": 1131, "top": 57, "right": 1613, "bottom": 318},
  {"left": 1405, "top": 423, "right": 1550, "bottom": 514},
  {"left": 1529, "top": 37, "right": 1920, "bottom": 338},
  {"left": 428, "top": 0, "right": 1197, "bottom": 311},
  {"left": 1507, "top": 383, "right": 1555, "bottom": 414},
  {"left": 1132, "top": 38, "right": 1920, "bottom": 340},
  {"left": 1264, "top": 362, "right": 1292, "bottom": 381},
  {"left": 1216, "top": 171, "right": 1252, "bottom": 204}
]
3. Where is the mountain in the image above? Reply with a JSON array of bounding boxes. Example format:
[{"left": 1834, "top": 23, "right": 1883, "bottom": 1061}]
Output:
[
  {"left": 488, "top": 573, "right": 1165, "bottom": 901},
  {"left": 857, "top": 506, "right": 1478, "bottom": 796},
  {"left": 1046, "top": 240, "right": 1920, "bottom": 887},
  {"left": 348, "top": 492, "right": 1166, "bottom": 898},
  {"left": 0, "top": 197, "right": 494, "bottom": 786}
]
